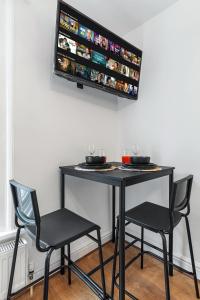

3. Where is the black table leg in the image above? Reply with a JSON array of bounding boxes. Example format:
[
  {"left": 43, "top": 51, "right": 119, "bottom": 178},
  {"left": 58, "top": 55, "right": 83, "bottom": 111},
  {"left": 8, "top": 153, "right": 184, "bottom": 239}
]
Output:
[
  {"left": 60, "top": 171, "right": 65, "bottom": 275},
  {"left": 112, "top": 186, "right": 116, "bottom": 243},
  {"left": 118, "top": 182, "right": 126, "bottom": 300},
  {"left": 169, "top": 171, "right": 174, "bottom": 276}
]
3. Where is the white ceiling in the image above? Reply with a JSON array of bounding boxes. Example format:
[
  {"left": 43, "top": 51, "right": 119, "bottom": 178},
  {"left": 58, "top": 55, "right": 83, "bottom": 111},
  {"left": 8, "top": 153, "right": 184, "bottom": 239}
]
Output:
[{"left": 64, "top": 0, "right": 178, "bottom": 36}]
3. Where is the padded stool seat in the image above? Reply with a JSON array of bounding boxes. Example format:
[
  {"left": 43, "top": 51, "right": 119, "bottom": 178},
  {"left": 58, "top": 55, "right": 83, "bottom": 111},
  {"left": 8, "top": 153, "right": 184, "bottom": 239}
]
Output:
[
  {"left": 27, "top": 208, "right": 99, "bottom": 249},
  {"left": 125, "top": 202, "right": 182, "bottom": 233}
]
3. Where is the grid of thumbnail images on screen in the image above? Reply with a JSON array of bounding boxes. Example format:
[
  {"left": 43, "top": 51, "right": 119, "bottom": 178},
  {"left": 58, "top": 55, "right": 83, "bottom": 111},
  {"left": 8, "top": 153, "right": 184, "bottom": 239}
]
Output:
[{"left": 57, "top": 10, "right": 142, "bottom": 97}]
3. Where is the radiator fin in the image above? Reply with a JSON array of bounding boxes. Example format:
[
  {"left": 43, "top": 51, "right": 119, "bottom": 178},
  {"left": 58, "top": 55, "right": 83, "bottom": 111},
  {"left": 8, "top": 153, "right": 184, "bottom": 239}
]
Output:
[
  {"left": 0, "top": 238, "right": 28, "bottom": 300},
  {"left": 0, "top": 239, "right": 25, "bottom": 254}
]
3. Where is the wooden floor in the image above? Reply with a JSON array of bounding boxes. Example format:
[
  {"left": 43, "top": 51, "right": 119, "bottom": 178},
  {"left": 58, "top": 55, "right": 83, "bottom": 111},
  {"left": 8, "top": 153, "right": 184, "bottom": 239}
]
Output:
[{"left": 16, "top": 242, "right": 199, "bottom": 300}]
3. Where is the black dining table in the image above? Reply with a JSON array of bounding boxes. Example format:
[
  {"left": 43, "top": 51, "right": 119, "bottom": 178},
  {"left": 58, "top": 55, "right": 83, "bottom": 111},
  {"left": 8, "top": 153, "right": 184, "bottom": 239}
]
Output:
[{"left": 59, "top": 162, "right": 174, "bottom": 300}]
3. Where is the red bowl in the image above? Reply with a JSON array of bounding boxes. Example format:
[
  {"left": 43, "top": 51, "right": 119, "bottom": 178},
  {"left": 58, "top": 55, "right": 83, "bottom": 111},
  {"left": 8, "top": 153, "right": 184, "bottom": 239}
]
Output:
[
  {"left": 122, "top": 155, "right": 131, "bottom": 164},
  {"left": 122, "top": 156, "right": 150, "bottom": 165}
]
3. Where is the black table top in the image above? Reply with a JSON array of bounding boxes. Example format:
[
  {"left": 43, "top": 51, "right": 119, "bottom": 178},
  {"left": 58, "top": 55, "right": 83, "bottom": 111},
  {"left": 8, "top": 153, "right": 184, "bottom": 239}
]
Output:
[{"left": 60, "top": 163, "right": 174, "bottom": 187}]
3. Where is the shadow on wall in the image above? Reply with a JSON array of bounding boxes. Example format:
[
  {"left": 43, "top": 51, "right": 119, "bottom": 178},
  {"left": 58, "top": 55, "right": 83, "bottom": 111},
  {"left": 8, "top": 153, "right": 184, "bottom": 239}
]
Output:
[{"left": 50, "top": 72, "right": 119, "bottom": 111}]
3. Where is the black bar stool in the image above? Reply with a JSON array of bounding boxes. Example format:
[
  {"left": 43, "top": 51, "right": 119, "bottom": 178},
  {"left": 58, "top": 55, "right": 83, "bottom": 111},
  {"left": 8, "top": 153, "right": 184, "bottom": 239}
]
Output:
[
  {"left": 7, "top": 180, "right": 106, "bottom": 300},
  {"left": 111, "top": 175, "right": 200, "bottom": 300}
]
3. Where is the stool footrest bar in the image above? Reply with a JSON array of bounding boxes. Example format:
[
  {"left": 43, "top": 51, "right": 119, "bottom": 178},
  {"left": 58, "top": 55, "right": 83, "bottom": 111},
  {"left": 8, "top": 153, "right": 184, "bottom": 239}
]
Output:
[{"left": 64, "top": 255, "right": 110, "bottom": 300}]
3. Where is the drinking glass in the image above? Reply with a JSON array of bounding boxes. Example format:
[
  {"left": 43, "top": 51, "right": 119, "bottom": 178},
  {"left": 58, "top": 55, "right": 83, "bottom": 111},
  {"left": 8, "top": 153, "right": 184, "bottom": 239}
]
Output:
[
  {"left": 121, "top": 149, "right": 132, "bottom": 164},
  {"left": 88, "top": 144, "right": 95, "bottom": 156},
  {"left": 97, "top": 149, "right": 106, "bottom": 163},
  {"left": 132, "top": 144, "right": 140, "bottom": 156},
  {"left": 97, "top": 149, "right": 105, "bottom": 156}
]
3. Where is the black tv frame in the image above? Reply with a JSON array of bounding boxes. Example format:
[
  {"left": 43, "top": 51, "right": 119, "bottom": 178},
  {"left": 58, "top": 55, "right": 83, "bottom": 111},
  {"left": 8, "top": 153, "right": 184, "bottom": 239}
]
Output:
[{"left": 54, "top": 0, "right": 142, "bottom": 100}]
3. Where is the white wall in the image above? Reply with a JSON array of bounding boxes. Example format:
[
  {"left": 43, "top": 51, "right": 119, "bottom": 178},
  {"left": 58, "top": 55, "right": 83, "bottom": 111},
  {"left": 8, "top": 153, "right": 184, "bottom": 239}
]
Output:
[
  {"left": 8, "top": 0, "right": 200, "bottom": 283},
  {"left": 13, "top": 0, "right": 119, "bottom": 278},
  {"left": 0, "top": 0, "right": 7, "bottom": 232},
  {"left": 0, "top": 0, "right": 14, "bottom": 233},
  {"left": 118, "top": 0, "right": 200, "bottom": 273}
]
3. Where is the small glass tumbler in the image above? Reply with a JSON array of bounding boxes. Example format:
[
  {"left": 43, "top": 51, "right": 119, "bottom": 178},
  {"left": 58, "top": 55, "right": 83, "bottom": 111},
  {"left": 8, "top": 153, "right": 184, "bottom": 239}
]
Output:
[
  {"left": 97, "top": 149, "right": 106, "bottom": 163},
  {"left": 121, "top": 149, "right": 132, "bottom": 164}
]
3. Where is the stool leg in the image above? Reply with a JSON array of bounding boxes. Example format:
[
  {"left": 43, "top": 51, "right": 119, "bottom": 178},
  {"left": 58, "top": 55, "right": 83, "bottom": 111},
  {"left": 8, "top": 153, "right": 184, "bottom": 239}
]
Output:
[
  {"left": 68, "top": 244, "right": 71, "bottom": 285},
  {"left": 169, "top": 232, "right": 174, "bottom": 276},
  {"left": 160, "top": 232, "right": 170, "bottom": 300},
  {"left": 111, "top": 220, "right": 119, "bottom": 299},
  {"left": 185, "top": 216, "right": 200, "bottom": 299},
  {"left": 43, "top": 248, "right": 53, "bottom": 300},
  {"left": 7, "top": 227, "right": 21, "bottom": 300},
  {"left": 97, "top": 229, "right": 106, "bottom": 299},
  {"left": 112, "top": 186, "right": 116, "bottom": 243},
  {"left": 141, "top": 227, "right": 144, "bottom": 269}
]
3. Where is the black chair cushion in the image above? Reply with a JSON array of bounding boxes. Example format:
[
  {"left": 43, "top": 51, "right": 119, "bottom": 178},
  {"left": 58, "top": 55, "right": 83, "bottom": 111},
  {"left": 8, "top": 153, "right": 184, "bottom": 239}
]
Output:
[
  {"left": 27, "top": 208, "right": 99, "bottom": 249},
  {"left": 125, "top": 202, "right": 182, "bottom": 233}
]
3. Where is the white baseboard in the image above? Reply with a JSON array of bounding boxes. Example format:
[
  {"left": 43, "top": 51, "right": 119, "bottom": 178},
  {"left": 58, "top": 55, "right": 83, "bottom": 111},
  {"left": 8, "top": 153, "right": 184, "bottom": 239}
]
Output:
[
  {"left": 173, "top": 253, "right": 200, "bottom": 278},
  {"left": 23, "top": 229, "right": 200, "bottom": 295},
  {"left": 126, "top": 233, "right": 200, "bottom": 280},
  {"left": 30, "top": 230, "right": 112, "bottom": 282}
]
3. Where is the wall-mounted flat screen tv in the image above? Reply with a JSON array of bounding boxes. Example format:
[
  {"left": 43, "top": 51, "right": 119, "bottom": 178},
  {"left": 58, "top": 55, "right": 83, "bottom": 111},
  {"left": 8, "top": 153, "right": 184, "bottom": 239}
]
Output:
[{"left": 54, "top": 0, "right": 142, "bottom": 100}]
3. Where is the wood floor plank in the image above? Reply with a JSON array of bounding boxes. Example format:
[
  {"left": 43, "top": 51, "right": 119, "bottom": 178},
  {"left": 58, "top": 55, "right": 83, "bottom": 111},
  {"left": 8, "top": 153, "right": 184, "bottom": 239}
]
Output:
[{"left": 15, "top": 243, "right": 199, "bottom": 300}]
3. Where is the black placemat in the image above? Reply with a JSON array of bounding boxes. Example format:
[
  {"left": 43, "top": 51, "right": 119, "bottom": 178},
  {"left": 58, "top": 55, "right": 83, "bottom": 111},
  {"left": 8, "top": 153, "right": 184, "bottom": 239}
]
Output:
[
  {"left": 122, "top": 163, "right": 157, "bottom": 170},
  {"left": 78, "top": 163, "right": 112, "bottom": 170}
]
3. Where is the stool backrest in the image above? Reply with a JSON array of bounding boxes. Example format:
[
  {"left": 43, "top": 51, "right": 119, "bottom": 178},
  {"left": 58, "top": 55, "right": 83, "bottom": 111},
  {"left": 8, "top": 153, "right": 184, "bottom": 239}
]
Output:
[
  {"left": 170, "top": 175, "right": 193, "bottom": 213},
  {"left": 9, "top": 180, "right": 43, "bottom": 251}
]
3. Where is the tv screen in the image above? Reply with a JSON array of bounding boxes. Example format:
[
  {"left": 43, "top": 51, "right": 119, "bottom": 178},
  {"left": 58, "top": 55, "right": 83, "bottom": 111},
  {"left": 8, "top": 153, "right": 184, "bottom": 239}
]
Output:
[{"left": 54, "top": 0, "right": 142, "bottom": 100}]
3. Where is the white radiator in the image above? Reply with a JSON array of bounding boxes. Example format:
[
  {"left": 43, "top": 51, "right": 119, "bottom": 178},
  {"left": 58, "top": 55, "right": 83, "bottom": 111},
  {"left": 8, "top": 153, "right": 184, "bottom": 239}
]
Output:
[{"left": 0, "top": 238, "right": 28, "bottom": 300}]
